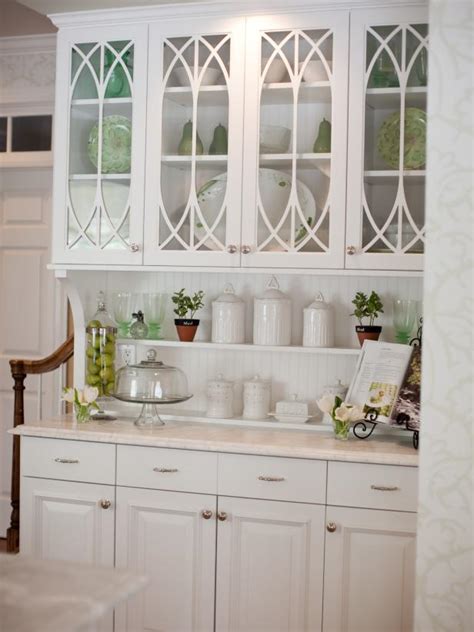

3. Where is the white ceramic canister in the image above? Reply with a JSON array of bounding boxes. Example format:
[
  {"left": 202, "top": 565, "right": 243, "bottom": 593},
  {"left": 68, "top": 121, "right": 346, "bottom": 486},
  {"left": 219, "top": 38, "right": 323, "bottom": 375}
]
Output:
[
  {"left": 206, "top": 374, "right": 234, "bottom": 419},
  {"left": 243, "top": 375, "right": 271, "bottom": 420},
  {"left": 303, "top": 292, "right": 335, "bottom": 347},
  {"left": 211, "top": 283, "right": 245, "bottom": 344},
  {"left": 322, "top": 379, "right": 348, "bottom": 400},
  {"left": 253, "top": 276, "right": 291, "bottom": 346}
]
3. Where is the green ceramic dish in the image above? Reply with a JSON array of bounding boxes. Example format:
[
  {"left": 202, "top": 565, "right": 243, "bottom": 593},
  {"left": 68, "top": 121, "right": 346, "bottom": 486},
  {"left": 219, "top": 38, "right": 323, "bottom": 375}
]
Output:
[
  {"left": 377, "top": 107, "right": 426, "bottom": 169},
  {"left": 88, "top": 115, "right": 132, "bottom": 173}
]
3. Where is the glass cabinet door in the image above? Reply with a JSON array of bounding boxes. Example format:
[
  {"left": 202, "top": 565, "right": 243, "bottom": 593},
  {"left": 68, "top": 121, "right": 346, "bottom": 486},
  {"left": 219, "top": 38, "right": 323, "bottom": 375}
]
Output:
[
  {"left": 346, "top": 8, "right": 428, "bottom": 270},
  {"left": 241, "top": 12, "right": 349, "bottom": 269},
  {"left": 144, "top": 18, "right": 245, "bottom": 266},
  {"left": 52, "top": 25, "right": 147, "bottom": 264}
]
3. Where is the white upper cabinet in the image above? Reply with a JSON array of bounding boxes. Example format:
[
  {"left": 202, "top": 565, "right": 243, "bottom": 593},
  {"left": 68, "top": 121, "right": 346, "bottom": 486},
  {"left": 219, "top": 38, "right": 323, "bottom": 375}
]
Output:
[
  {"left": 346, "top": 6, "right": 428, "bottom": 270},
  {"left": 144, "top": 17, "right": 245, "bottom": 267},
  {"left": 241, "top": 11, "right": 349, "bottom": 269},
  {"left": 52, "top": 24, "right": 148, "bottom": 264},
  {"left": 49, "top": 3, "right": 428, "bottom": 272}
]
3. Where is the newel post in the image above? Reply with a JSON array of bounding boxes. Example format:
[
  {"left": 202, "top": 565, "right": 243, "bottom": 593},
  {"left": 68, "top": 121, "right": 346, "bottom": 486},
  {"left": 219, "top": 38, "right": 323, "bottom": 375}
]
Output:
[{"left": 7, "top": 362, "right": 26, "bottom": 553}]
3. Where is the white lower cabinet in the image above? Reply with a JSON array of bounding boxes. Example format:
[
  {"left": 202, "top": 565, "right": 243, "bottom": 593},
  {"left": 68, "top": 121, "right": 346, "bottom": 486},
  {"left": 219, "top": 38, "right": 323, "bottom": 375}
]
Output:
[
  {"left": 323, "top": 506, "right": 417, "bottom": 632},
  {"left": 20, "top": 439, "right": 417, "bottom": 632},
  {"left": 115, "top": 486, "right": 217, "bottom": 632},
  {"left": 21, "top": 476, "right": 115, "bottom": 565},
  {"left": 215, "top": 496, "right": 326, "bottom": 632}
]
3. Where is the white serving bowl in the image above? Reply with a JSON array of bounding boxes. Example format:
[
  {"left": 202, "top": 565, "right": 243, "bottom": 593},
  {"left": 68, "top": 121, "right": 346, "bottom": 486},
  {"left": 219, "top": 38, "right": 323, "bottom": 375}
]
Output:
[
  {"left": 173, "top": 66, "right": 221, "bottom": 87},
  {"left": 261, "top": 58, "right": 287, "bottom": 83},
  {"left": 259, "top": 124, "right": 291, "bottom": 153},
  {"left": 299, "top": 60, "right": 332, "bottom": 82}
]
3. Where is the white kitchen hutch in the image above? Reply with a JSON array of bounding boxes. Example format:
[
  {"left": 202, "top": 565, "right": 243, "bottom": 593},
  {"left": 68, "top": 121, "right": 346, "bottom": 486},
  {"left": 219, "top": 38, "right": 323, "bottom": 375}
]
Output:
[{"left": 22, "top": 1, "right": 428, "bottom": 631}]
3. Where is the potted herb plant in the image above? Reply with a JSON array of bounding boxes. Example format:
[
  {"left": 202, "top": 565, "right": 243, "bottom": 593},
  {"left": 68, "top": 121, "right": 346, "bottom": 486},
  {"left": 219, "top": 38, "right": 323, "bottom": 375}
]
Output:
[
  {"left": 172, "top": 289, "right": 205, "bottom": 342},
  {"left": 351, "top": 290, "right": 384, "bottom": 345}
]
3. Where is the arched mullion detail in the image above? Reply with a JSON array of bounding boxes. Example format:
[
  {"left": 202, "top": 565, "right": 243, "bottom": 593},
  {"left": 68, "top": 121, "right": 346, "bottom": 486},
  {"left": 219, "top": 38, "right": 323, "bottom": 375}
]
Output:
[
  {"left": 70, "top": 43, "right": 101, "bottom": 98},
  {"left": 99, "top": 182, "right": 132, "bottom": 249},
  {"left": 365, "top": 26, "right": 403, "bottom": 89},
  {"left": 103, "top": 41, "right": 134, "bottom": 98},
  {"left": 66, "top": 180, "right": 98, "bottom": 248},
  {"left": 159, "top": 198, "right": 193, "bottom": 250},
  {"left": 260, "top": 31, "right": 295, "bottom": 85},
  {"left": 361, "top": 186, "right": 398, "bottom": 253},
  {"left": 198, "top": 35, "right": 231, "bottom": 83},
  {"left": 298, "top": 29, "right": 333, "bottom": 80}
]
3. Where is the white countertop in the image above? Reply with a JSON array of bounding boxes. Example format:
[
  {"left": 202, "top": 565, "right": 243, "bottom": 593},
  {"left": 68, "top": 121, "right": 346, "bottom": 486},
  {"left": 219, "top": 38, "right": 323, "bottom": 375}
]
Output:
[
  {"left": 0, "top": 554, "right": 147, "bottom": 632},
  {"left": 11, "top": 415, "right": 419, "bottom": 466}
]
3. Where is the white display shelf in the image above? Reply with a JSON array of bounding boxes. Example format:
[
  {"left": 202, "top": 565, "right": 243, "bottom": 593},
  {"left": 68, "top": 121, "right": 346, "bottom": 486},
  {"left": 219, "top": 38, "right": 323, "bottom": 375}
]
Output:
[
  {"left": 71, "top": 98, "right": 133, "bottom": 106},
  {"left": 117, "top": 338, "right": 361, "bottom": 355},
  {"left": 262, "top": 81, "right": 331, "bottom": 104},
  {"left": 69, "top": 173, "right": 131, "bottom": 180},
  {"left": 163, "top": 85, "right": 229, "bottom": 106},
  {"left": 364, "top": 170, "right": 426, "bottom": 184},
  {"left": 259, "top": 153, "right": 330, "bottom": 172},
  {"left": 162, "top": 155, "right": 228, "bottom": 168},
  {"left": 366, "top": 86, "right": 427, "bottom": 110}
]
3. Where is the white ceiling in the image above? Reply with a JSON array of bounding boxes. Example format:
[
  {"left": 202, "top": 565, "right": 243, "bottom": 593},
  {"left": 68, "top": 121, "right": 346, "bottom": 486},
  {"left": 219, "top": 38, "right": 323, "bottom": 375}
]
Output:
[{"left": 18, "top": 0, "right": 201, "bottom": 16}]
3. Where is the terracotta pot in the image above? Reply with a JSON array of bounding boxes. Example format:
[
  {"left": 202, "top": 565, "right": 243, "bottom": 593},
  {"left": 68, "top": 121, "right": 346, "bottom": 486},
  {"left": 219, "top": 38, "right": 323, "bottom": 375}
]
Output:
[
  {"left": 175, "top": 319, "right": 199, "bottom": 342},
  {"left": 355, "top": 325, "right": 382, "bottom": 346}
]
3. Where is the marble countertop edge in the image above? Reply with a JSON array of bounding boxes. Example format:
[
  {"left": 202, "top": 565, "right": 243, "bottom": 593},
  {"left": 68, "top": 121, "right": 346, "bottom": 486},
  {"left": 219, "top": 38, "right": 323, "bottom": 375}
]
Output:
[{"left": 9, "top": 417, "right": 419, "bottom": 467}]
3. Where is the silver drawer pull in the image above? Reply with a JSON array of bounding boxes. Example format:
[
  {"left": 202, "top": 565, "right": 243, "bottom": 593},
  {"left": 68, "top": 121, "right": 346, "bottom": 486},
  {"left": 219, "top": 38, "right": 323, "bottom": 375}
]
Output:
[
  {"left": 54, "top": 458, "right": 80, "bottom": 464},
  {"left": 153, "top": 467, "right": 179, "bottom": 473},
  {"left": 371, "top": 485, "right": 400, "bottom": 492},
  {"left": 258, "top": 476, "right": 286, "bottom": 482}
]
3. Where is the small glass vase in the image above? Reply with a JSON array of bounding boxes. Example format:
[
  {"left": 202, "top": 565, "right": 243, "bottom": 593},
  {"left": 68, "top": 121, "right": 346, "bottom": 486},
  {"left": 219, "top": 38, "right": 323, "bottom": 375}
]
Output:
[
  {"left": 332, "top": 419, "right": 351, "bottom": 441},
  {"left": 74, "top": 403, "right": 92, "bottom": 423}
]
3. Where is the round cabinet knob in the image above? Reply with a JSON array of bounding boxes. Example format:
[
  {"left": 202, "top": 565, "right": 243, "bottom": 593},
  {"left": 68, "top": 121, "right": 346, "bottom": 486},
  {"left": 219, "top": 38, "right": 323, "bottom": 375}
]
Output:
[
  {"left": 100, "top": 499, "right": 112, "bottom": 509},
  {"left": 217, "top": 511, "right": 228, "bottom": 522},
  {"left": 346, "top": 245, "right": 356, "bottom": 255},
  {"left": 201, "top": 510, "right": 213, "bottom": 520},
  {"left": 326, "top": 522, "right": 337, "bottom": 533},
  {"left": 130, "top": 243, "right": 140, "bottom": 253},
  {"left": 227, "top": 244, "right": 237, "bottom": 254},
  {"left": 241, "top": 245, "right": 251, "bottom": 255}
]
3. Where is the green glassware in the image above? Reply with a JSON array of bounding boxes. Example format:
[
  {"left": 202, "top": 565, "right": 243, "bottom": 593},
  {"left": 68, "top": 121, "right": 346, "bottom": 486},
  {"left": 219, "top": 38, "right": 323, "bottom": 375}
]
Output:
[
  {"left": 393, "top": 299, "right": 417, "bottom": 344},
  {"left": 104, "top": 49, "right": 132, "bottom": 98}
]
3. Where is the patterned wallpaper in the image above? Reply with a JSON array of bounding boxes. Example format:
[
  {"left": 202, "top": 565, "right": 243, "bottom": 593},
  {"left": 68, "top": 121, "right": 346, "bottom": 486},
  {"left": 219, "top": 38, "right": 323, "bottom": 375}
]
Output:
[{"left": 415, "top": 1, "right": 473, "bottom": 630}]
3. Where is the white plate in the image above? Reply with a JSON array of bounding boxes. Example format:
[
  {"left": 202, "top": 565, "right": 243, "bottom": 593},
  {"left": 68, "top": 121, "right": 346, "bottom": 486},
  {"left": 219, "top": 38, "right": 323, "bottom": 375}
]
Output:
[
  {"left": 196, "top": 168, "right": 316, "bottom": 250},
  {"left": 268, "top": 412, "right": 312, "bottom": 424}
]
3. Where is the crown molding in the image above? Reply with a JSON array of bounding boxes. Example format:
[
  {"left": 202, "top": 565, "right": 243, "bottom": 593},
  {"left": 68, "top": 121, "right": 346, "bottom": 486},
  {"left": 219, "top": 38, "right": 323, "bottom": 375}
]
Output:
[
  {"left": 49, "top": 0, "right": 427, "bottom": 28},
  {"left": 0, "top": 33, "right": 56, "bottom": 54}
]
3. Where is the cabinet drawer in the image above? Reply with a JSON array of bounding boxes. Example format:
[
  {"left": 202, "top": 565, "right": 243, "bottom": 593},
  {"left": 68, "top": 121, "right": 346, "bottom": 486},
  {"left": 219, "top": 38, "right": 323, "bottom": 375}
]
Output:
[
  {"left": 21, "top": 437, "right": 115, "bottom": 485},
  {"left": 218, "top": 454, "right": 326, "bottom": 504},
  {"left": 327, "top": 462, "right": 418, "bottom": 512},
  {"left": 117, "top": 445, "right": 218, "bottom": 494}
]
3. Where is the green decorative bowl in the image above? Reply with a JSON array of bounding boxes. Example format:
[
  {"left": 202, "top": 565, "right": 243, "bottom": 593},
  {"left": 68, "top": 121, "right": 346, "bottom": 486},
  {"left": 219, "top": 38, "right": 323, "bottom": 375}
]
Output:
[
  {"left": 377, "top": 107, "right": 426, "bottom": 170},
  {"left": 88, "top": 115, "right": 132, "bottom": 174}
]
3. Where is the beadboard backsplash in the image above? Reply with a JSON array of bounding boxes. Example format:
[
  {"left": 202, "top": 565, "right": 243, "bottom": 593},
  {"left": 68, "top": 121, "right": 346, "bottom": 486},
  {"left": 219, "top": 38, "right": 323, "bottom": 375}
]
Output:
[{"left": 69, "top": 270, "right": 423, "bottom": 412}]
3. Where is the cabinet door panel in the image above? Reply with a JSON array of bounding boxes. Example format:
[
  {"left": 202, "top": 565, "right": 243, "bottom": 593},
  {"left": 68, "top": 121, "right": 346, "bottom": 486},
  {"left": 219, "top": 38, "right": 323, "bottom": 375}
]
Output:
[
  {"left": 21, "top": 477, "right": 114, "bottom": 565},
  {"left": 144, "top": 18, "right": 245, "bottom": 266},
  {"left": 323, "top": 506, "right": 416, "bottom": 632},
  {"left": 115, "top": 486, "right": 216, "bottom": 632},
  {"left": 346, "top": 7, "right": 428, "bottom": 270},
  {"left": 52, "top": 24, "right": 147, "bottom": 265},
  {"left": 242, "top": 11, "right": 349, "bottom": 269},
  {"left": 216, "top": 496, "right": 325, "bottom": 631}
]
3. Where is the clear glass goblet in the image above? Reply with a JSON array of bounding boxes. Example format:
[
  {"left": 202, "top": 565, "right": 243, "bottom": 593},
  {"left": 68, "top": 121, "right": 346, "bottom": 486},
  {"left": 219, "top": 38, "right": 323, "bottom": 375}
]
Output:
[
  {"left": 143, "top": 293, "right": 166, "bottom": 339},
  {"left": 112, "top": 292, "right": 133, "bottom": 338},
  {"left": 393, "top": 299, "right": 417, "bottom": 344}
]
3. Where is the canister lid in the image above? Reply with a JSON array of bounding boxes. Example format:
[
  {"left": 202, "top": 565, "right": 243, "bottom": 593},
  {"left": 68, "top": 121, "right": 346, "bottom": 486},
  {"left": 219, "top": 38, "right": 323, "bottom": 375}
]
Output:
[
  {"left": 256, "top": 276, "right": 289, "bottom": 301},
  {"left": 244, "top": 374, "right": 270, "bottom": 386},
  {"left": 213, "top": 283, "right": 243, "bottom": 304},
  {"left": 305, "top": 291, "right": 332, "bottom": 311},
  {"left": 207, "top": 373, "right": 234, "bottom": 387}
]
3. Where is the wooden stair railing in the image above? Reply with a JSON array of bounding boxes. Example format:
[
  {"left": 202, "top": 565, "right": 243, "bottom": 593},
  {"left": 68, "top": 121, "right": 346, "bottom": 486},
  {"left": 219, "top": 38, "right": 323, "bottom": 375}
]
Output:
[{"left": 7, "top": 335, "right": 74, "bottom": 553}]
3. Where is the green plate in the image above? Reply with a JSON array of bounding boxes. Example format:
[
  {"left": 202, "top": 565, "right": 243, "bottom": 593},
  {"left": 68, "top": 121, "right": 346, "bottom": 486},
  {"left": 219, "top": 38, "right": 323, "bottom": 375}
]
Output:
[
  {"left": 88, "top": 115, "right": 132, "bottom": 173},
  {"left": 377, "top": 107, "right": 426, "bottom": 169}
]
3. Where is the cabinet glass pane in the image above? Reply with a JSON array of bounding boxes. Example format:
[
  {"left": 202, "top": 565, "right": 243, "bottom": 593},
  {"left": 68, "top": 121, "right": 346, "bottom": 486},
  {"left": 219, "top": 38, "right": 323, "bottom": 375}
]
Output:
[
  {"left": 362, "top": 23, "right": 428, "bottom": 255},
  {"left": 0, "top": 118, "right": 6, "bottom": 152},
  {"left": 67, "top": 40, "right": 134, "bottom": 251},
  {"left": 158, "top": 34, "right": 231, "bottom": 252},
  {"left": 11, "top": 115, "right": 52, "bottom": 152},
  {"left": 256, "top": 29, "right": 333, "bottom": 253}
]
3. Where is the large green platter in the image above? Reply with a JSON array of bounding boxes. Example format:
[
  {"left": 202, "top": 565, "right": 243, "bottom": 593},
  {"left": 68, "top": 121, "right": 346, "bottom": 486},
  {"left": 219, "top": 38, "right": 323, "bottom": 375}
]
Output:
[
  {"left": 377, "top": 107, "right": 426, "bottom": 170},
  {"left": 88, "top": 115, "right": 132, "bottom": 174}
]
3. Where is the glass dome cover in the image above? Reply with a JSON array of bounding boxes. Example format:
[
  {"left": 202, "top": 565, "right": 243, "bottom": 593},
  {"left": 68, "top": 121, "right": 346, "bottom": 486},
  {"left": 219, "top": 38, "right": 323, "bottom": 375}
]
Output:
[{"left": 114, "top": 349, "right": 192, "bottom": 426}]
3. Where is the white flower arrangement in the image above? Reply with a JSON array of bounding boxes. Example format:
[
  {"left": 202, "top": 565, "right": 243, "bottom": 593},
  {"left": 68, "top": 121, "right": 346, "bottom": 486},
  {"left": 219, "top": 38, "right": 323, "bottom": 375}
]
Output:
[
  {"left": 62, "top": 386, "right": 100, "bottom": 422},
  {"left": 317, "top": 394, "right": 364, "bottom": 439}
]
